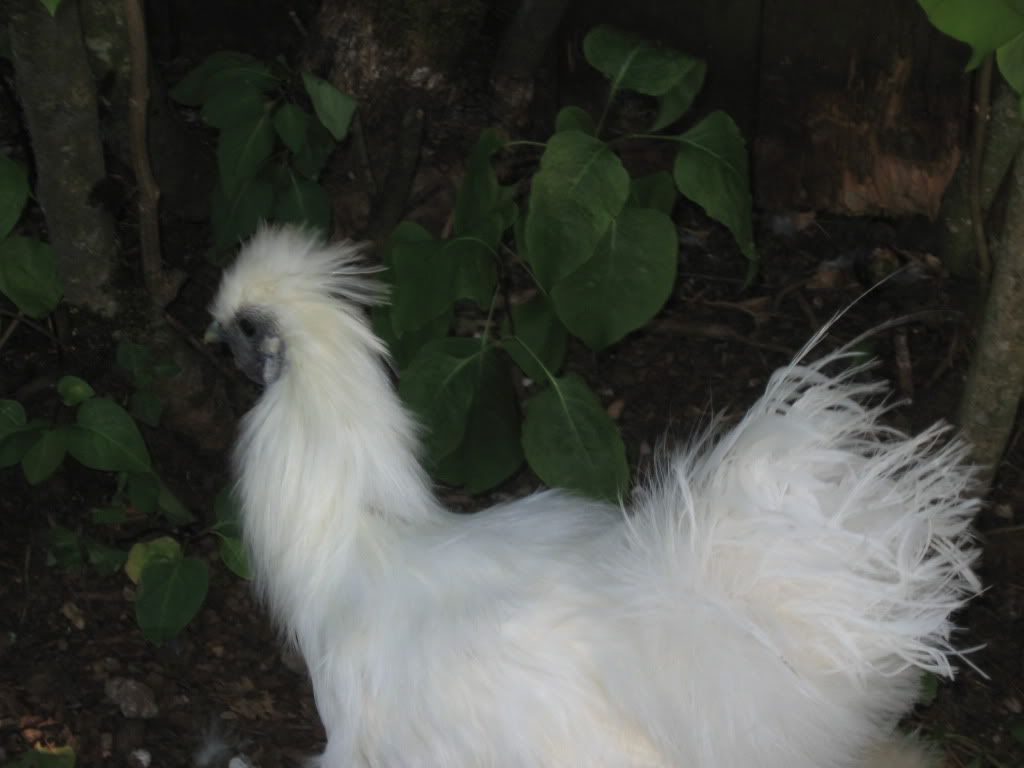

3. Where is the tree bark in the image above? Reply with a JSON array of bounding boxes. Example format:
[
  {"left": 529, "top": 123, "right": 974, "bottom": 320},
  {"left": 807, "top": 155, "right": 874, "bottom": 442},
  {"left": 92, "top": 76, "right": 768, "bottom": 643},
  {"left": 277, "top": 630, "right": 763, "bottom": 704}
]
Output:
[
  {"left": 938, "top": 81, "right": 1024, "bottom": 277},
  {"left": 957, "top": 150, "right": 1024, "bottom": 492},
  {"left": 9, "top": 0, "right": 119, "bottom": 316}
]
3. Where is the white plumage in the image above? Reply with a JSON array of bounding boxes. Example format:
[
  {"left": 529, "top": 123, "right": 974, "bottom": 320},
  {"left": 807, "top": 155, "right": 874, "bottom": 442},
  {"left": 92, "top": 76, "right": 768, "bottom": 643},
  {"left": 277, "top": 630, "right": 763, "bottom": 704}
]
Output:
[{"left": 208, "top": 227, "right": 981, "bottom": 767}]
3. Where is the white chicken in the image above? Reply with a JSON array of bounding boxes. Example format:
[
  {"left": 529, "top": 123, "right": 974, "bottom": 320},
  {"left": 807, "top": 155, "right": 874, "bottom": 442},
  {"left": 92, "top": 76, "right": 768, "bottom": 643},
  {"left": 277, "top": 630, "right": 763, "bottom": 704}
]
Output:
[{"left": 206, "top": 226, "right": 981, "bottom": 768}]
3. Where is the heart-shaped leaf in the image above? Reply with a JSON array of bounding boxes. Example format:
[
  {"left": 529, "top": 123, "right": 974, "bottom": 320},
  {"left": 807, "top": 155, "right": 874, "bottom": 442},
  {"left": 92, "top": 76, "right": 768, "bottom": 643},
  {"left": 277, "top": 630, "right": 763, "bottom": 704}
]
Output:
[
  {"left": 398, "top": 337, "right": 485, "bottom": 463},
  {"left": 502, "top": 295, "right": 567, "bottom": 381},
  {"left": 555, "top": 106, "right": 596, "bottom": 135},
  {"left": 525, "top": 131, "right": 629, "bottom": 288},
  {"left": 0, "top": 153, "right": 29, "bottom": 239},
  {"left": 217, "top": 112, "right": 275, "bottom": 196},
  {"left": 273, "top": 103, "right": 311, "bottom": 153},
  {"left": 0, "top": 237, "right": 62, "bottom": 318},
  {"left": 135, "top": 556, "right": 208, "bottom": 645},
  {"left": 57, "top": 375, "right": 95, "bottom": 407},
  {"left": 551, "top": 206, "right": 678, "bottom": 349},
  {"left": 65, "top": 398, "right": 151, "bottom": 474},
  {"left": 433, "top": 348, "right": 522, "bottom": 492},
  {"left": 672, "top": 111, "right": 756, "bottom": 263},
  {"left": 918, "top": 0, "right": 1024, "bottom": 69},
  {"left": 302, "top": 72, "right": 357, "bottom": 141},
  {"left": 521, "top": 372, "right": 629, "bottom": 502},
  {"left": 273, "top": 170, "right": 331, "bottom": 233},
  {"left": 22, "top": 428, "right": 66, "bottom": 485},
  {"left": 200, "top": 84, "right": 267, "bottom": 130}
]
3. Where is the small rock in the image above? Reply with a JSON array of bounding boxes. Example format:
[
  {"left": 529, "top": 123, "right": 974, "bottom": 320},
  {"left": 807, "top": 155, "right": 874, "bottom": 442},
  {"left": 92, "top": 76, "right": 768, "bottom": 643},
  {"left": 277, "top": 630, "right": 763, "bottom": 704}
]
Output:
[
  {"left": 280, "top": 644, "right": 307, "bottom": 675},
  {"left": 61, "top": 601, "right": 86, "bottom": 630},
  {"left": 105, "top": 677, "right": 159, "bottom": 719},
  {"left": 128, "top": 748, "right": 152, "bottom": 767},
  {"left": 100, "top": 732, "right": 114, "bottom": 757},
  {"left": 994, "top": 503, "right": 1014, "bottom": 521},
  {"left": 1003, "top": 696, "right": 1023, "bottom": 714},
  {"left": 607, "top": 399, "right": 625, "bottom": 420},
  {"left": 228, "top": 756, "right": 255, "bottom": 768}
]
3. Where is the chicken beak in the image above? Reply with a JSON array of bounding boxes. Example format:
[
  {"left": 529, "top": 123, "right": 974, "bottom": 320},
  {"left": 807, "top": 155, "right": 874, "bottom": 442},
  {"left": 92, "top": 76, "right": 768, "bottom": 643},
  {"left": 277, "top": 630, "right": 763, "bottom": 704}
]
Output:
[{"left": 204, "top": 321, "right": 224, "bottom": 344}]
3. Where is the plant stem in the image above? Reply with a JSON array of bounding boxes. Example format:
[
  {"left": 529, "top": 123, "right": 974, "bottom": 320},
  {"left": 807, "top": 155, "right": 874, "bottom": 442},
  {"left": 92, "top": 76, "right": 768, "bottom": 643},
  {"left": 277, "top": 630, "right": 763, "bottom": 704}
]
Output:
[
  {"left": 0, "top": 313, "right": 22, "bottom": 351},
  {"left": 124, "top": 0, "right": 166, "bottom": 306},
  {"left": 504, "top": 140, "right": 547, "bottom": 149}
]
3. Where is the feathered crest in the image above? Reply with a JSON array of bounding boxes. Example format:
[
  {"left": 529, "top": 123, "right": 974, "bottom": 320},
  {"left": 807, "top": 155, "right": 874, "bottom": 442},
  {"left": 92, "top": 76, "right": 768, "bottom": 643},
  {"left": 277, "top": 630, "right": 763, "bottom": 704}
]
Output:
[{"left": 215, "top": 225, "right": 388, "bottom": 317}]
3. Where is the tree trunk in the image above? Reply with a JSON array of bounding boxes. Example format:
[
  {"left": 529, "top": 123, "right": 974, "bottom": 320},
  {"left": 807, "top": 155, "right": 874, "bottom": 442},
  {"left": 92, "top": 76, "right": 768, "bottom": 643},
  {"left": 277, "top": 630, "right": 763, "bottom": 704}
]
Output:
[
  {"left": 957, "top": 150, "right": 1024, "bottom": 493},
  {"left": 9, "top": 0, "right": 119, "bottom": 316},
  {"left": 938, "top": 81, "right": 1024, "bottom": 277}
]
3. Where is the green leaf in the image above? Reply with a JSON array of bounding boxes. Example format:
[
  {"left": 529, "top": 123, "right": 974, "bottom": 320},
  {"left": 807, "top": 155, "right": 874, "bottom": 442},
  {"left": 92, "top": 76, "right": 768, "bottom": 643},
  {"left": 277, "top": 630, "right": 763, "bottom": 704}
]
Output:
[
  {"left": 672, "top": 111, "right": 756, "bottom": 262},
  {"left": 291, "top": 119, "right": 336, "bottom": 179},
  {"left": 433, "top": 348, "right": 522, "bottom": 492},
  {"left": 274, "top": 170, "right": 331, "bottom": 233},
  {"left": 86, "top": 539, "right": 128, "bottom": 574},
  {"left": 56, "top": 375, "right": 95, "bottom": 407},
  {"left": 65, "top": 398, "right": 152, "bottom": 474},
  {"left": 0, "top": 237, "right": 62, "bottom": 318},
  {"left": 997, "top": 32, "right": 1024, "bottom": 94},
  {"left": 217, "top": 111, "right": 275, "bottom": 196},
  {"left": 629, "top": 171, "right": 677, "bottom": 215},
  {"left": 389, "top": 236, "right": 455, "bottom": 335},
  {"left": 6, "top": 744, "right": 76, "bottom": 767},
  {"left": 0, "top": 399, "right": 27, "bottom": 436},
  {"left": 525, "top": 131, "right": 630, "bottom": 288},
  {"left": 200, "top": 84, "right": 267, "bottom": 130},
  {"left": 447, "top": 237, "right": 497, "bottom": 308},
  {"left": 555, "top": 106, "right": 596, "bottom": 135},
  {"left": 91, "top": 506, "right": 128, "bottom": 525},
  {"left": 213, "top": 487, "right": 252, "bottom": 579},
  {"left": 651, "top": 59, "right": 706, "bottom": 131},
  {"left": 521, "top": 372, "right": 629, "bottom": 502},
  {"left": 0, "top": 153, "right": 29, "bottom": 239},
  {"left": 398, "top": 337, "right": 484, "bottom": 463},
  {"left": 171, "top": 51, "right": 273, "bottom": 107},
  {"left": 210, "top": 177, "right": 274, "bottom": 253},
  {"left": 502, "top": 296, "right": 567, "bottom": 381},
  {"left": 130, "top": 390, "right": 163, "bottom": 428},
  {"left": 918, "top": 0, "right": 1024, "bottom": 69},
  {"left": 39, "top": 0, "right": 63, "bottom": 15},
  {"left": 372, "top": 305, "right": 451, "bottom": 371},
  {"left": 0, "top": 424, "right": 42, "bottom": 468},
  {"left": 583, "top": 25, "right": 707, "bottom": 101},
  {"left": 273, "top": 103, "right": 311, "bottom": 153},
  {"left": 22, "top": 428, "right": 66, "bottom": 485},
  {"left": 302, "top": 72, "right": 357, "bottom": 141},
  {"left": 47, "top": 525, "right": 83, "bottom": 570},
  {"left": 125, "top": 471, "right": 159, "bottom": 516},
  {"left": 125, "top": 536, "right": 181, "bottom": 584},
  {"left": 157, "top": 480, "right": 194, "bottom": 524},
  {"left": 136, "top": 556, "right": 208, "bottom": 644},
  {"left": 551, "top": 207, "right": 678, "bottom": 349},
  {"left": 454, "top": 128, "right": 514, "bottom": 248}
]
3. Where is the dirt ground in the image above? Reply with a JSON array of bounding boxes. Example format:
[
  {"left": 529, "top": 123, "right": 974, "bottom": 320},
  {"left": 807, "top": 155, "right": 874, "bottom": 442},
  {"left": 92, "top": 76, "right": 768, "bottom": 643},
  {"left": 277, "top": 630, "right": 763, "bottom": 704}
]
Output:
[{"left": 1, "top": 203, "right": 1022, "bottom": 767}]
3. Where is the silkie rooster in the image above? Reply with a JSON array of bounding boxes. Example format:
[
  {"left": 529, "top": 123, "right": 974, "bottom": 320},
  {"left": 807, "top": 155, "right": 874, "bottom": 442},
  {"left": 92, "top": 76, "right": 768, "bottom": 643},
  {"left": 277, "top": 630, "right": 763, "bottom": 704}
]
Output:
[{"left": 206, "top": 227, "right": 981, "bottom": 768}]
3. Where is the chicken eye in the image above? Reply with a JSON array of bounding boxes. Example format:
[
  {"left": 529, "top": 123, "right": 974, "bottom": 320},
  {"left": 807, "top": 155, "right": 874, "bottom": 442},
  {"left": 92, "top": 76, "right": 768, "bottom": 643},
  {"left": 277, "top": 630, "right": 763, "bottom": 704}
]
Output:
[{"left": 239, "top": 317, "right": 257, "bottom": 338}]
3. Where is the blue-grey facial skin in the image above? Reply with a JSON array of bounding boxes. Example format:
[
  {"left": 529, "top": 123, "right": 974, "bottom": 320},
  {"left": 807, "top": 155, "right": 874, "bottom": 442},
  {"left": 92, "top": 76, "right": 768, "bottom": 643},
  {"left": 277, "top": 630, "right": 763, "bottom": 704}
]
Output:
[{"left": 209, "top": 309, "right": 285, "bottom": 387}]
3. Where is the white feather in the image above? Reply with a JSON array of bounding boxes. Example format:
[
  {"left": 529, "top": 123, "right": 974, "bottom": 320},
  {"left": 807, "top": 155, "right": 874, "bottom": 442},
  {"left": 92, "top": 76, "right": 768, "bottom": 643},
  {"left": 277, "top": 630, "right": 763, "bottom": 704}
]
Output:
[{"left": 210, "top": 226, "right": 980, "bottom": 767}]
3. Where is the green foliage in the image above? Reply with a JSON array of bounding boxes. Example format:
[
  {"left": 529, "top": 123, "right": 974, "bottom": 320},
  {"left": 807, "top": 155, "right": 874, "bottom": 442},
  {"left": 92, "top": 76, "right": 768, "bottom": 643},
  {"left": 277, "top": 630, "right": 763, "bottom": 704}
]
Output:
[
  {"left": 37, "top": 0, "right": 64, "bottom": 16},
  {"left": 376, "top": 26, "right": 754, "bottom": 501},
  {"left": 0, "top": 154, "right": 62, "bottom": 318},
  {"left": 918, "top": 0, "right": 1024, "bottom": 108},
  {"left": 212, "top": 486, "right": 252, "bottom": 580},
  {"left": 7, "top": 744, "right": 75, "bottom": 767},
  {"left": 131, "top": 537, "right": 209, "bottom": 645},
  {"left": 172, "top": 52, "right": 357, "bottom": 258}
]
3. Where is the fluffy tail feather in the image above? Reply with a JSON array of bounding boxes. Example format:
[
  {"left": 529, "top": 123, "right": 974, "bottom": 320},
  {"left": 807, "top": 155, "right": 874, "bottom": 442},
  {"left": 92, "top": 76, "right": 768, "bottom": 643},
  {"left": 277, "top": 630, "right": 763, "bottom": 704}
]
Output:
[{"left": 629, "top": 341, "right": 982, "bottom": 686}]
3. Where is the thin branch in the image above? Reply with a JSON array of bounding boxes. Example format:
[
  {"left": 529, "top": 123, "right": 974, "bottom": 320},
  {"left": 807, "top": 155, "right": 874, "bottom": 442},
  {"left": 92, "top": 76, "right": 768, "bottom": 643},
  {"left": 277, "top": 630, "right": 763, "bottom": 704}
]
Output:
[
  {"left": 0, "top": 308, "right": 57, "bottom": 342},
  {"left": 971, "top": 54, "right": 994, "bottom": 283},
  {"left": 124, "top": 0, "right": 173, "bottom": 307}
]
